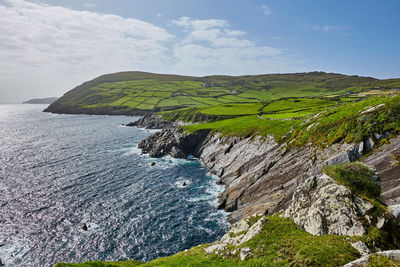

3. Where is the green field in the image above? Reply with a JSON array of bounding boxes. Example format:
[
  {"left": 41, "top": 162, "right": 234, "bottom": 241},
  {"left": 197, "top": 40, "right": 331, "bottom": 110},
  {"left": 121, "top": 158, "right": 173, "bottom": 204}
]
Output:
[
  {"left": 183, "top": 95, "right": 400, "bottom": 146},
  {"left": 46, "top": 71, "right": 400, "bottom": 115}
]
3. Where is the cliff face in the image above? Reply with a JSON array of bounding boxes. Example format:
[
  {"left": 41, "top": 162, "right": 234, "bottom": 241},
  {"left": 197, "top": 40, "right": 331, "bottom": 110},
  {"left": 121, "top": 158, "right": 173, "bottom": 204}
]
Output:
[{"left": 137, "top": 121, "right": 400, "bottom": 223}]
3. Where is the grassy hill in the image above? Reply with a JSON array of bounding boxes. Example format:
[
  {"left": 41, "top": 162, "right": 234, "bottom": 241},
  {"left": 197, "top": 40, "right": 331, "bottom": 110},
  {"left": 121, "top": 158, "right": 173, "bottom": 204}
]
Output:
[{"left": 45, "top": 71, "right": 399, "bottom": 115}]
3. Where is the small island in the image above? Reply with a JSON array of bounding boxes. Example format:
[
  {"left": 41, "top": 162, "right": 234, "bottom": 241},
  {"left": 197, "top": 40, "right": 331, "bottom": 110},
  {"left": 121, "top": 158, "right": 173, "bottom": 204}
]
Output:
[{"left": 23, "top": 97, "right": 59, "bottom": 104}]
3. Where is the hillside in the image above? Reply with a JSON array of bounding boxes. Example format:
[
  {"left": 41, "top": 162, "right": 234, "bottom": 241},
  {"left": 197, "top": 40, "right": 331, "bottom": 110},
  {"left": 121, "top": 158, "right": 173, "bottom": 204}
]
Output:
[
  {"left": 49, "top": 72, "right": 400, "bottom": 266},
  {"left": 44, "top": 71, "right": 400, "bottom": 115}
]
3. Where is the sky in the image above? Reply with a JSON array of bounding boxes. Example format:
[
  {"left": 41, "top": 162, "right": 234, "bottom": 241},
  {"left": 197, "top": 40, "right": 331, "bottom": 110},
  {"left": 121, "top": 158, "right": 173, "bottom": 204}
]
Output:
[{"left": 1, "top": 0, "right": 400, "bottom": 102}]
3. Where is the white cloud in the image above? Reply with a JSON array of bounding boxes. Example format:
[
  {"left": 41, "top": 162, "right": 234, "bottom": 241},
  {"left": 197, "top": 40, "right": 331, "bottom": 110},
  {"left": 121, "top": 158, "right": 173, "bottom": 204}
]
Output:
[
  {"left": 261, "top": 5, "right": 272, "bottom": 16},
  {"left": 171, "top": 17, "right": 290, "bottom": 76},
  {"left": 0, "top": 0, "right": 173, "bottom": 100},
  {"left": 0, "top": 1, "right": 299, "bottom": 101}
]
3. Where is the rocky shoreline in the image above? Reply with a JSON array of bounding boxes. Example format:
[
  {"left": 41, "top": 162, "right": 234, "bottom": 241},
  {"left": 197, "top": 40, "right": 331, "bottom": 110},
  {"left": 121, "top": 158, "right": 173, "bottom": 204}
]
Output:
[{"left": 132, "top": 115, "right": 400, "bottom": 224}]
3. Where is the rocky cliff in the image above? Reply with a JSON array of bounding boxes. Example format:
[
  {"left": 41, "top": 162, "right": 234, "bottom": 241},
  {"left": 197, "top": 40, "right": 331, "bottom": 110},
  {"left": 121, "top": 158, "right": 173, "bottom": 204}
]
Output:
[{"left": 135, "top": 117, "right": 400, "bottom": 223}]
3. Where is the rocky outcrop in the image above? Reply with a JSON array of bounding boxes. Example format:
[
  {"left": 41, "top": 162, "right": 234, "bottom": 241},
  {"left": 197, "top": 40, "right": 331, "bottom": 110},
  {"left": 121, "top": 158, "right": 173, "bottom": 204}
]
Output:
[
  {"left": 125, "top": 114, "right": 175, "bottom": 129},
  {"left": 283, "top": 174, "right": 370, "bottom": 236},
  {"left": 138, "top": 123, "right": 390, "bottom": 222},
  {"left": 138, "top": 127, "right": 210, "bottom": 158},
  {"left": 344, "top": 250, "right": 400, "bottom": 267},
  {"left": 363, "top": 136, "right": 400, "bottom": 206},
  {"left": 204, "top": 215, "right": 267, "bottom": 259}
]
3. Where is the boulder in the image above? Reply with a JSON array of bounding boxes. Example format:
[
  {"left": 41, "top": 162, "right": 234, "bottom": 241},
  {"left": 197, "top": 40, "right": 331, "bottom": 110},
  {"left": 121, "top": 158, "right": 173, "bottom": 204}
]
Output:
[
  {"left": 240, "top": 247, "right": 252, "bottom": 261},
  {"left": 283, "top": 174, "right": 367, "bottom": 236},
  {"left": 351, "top": 241, "right": 370, "bottom": 256}
]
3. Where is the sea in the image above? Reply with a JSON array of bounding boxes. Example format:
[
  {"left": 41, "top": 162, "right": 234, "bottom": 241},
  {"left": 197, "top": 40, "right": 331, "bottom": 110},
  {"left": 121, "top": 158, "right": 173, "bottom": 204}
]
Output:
[{"left": 0, "top": 104, "right": 228, "bottom": 267}]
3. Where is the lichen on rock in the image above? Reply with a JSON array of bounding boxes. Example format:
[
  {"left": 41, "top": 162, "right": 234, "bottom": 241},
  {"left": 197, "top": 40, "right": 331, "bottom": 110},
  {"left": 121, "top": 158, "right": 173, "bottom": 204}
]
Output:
[{"left": 283, "top": 174, "right": 370, "bottom": 236}]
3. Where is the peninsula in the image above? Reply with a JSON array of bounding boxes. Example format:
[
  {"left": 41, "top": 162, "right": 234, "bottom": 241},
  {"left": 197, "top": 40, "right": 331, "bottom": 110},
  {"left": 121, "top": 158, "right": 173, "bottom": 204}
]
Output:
[{"left": 51, "top": 71, "right": 400, "bottom": 266}]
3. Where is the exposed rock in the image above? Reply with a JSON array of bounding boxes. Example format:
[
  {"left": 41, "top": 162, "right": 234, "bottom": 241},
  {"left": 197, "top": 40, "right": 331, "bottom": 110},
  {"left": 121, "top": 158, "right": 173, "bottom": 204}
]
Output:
[
  {"left": 389, "top": 205, "right": 400, "bottom": 219},
  {"left": 351, "top": 241, "right": 370, "bottom": 256},
  {"left": 363, "top": 136, "right": 400, "bottom": 206},
  {"left": 283, "top": 174, "right": 367, "bottom": 236},
  {"left": 137, "top": 121, "right": 399, "bottom": 224},
  {"left": 125, "top": 114, "right": 175, "bottom": 129},
  {"left": 344, "top": 250, "right": 400, "bottom": 267},
  {"left": 138, "top": 128, "right": 210, "bottom": 159},
  {"left": 360, "top": 103, "right": 385, "bottom": 114},
  {"left": 240, "top": 247, "right": 252, "bottom": 261},
  {"left": 139, "top": 126, "right": 380, "bottom": 222},
  {"left": 377, "top": 217, "right": 386, "bottom": 229},
  {"left": 239, "top": 217, "right": 267, "bottom": 245},
  {"left": 82, "top": 223, "right": 88, "bottom": 231},
  {"left": 204, "top": 243, "right": 226, "bottom": 255},
  {"left": 204, "top": 216, "right": 267, "bottom": 257}
]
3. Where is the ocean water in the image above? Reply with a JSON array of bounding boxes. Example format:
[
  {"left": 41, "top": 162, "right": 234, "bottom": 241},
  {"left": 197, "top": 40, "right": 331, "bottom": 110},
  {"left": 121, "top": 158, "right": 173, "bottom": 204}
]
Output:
[{"left": 0, "top": 104, "right": 228, "bottom": 267}]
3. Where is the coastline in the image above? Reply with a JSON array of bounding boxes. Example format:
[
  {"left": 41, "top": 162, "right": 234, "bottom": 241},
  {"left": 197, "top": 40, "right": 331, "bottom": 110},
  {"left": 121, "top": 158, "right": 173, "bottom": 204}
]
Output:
[{"left": 132, "top": 114, "right": 400, "bottom": 223}]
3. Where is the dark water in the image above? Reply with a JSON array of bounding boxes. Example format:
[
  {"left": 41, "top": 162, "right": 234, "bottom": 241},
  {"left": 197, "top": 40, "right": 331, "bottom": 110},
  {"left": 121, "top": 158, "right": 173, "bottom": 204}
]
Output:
[{"left": 0, "top": 104, "right": 228, "bottom": 267}]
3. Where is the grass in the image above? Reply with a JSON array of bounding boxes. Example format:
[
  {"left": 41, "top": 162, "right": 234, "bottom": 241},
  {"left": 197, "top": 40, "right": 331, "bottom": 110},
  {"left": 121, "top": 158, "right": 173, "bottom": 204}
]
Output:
[
  {"left": 322, "top": 162, "right": 380, "bottom": 200},
  {"left": 54, "top": 216, "right": 360, "bottom": 267},
  {"left": 46, "top": 71, "right": 400, "bottom": 115},
  {"left": 367, "top": 255, "right": 400, "bottom": 267},
  {"left": 184, "top": 115, "right": 300, "bottom": 139},
  {"left": 181, "top": 96, "right": 400, "bottom": 145}
]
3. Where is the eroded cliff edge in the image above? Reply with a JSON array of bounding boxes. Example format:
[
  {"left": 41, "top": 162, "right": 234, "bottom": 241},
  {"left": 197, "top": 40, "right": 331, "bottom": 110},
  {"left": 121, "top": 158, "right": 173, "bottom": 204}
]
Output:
[{"left": 135, "top": 115, "right": 400, "bottom": 223}]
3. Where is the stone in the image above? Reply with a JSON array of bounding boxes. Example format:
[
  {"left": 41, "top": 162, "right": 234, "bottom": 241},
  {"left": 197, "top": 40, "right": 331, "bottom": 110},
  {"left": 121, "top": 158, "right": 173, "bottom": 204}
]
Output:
[
  {"left": 354, "top": 196, "right": 374, "bottom": 216},
  {"left": 344, "top": 250, "right": 400, "bottom": 267},
  {"left": 283, "top": 174, "right": 366, "bottom": 236},
  {"left": 240, "top": 247, "right": 252, "bottom": 261},
  {"left": 204, "top": 243, "right": 226, "bottom": 254},
  {"left": 151, "top": 162, "right": 156, "bottom": 166},
  {"left": 126, "top": 114, "right": 175, "bottom": 129},
  {"left": 82, "top": 223, "right": 88, "bottom": 231},
  {"left": 239, "top": 217, "right": 267, "bottom": 245},
  {"left": 376, "top": 217, "right": 386, "bottom": 229},
  {"left": 389, "top": 205, "right": 400, "bottom": 219},
  {"left": 351, "top": 241, "right": 370, "bottom": 256}
]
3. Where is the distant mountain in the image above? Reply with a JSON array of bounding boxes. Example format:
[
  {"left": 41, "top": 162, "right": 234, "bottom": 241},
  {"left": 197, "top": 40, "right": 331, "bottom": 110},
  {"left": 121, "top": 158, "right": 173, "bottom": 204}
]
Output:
[
  {"left": 24, "top": 97, "right": 59, "bottom": 104},
  {"left": 43, "top": 71, "right": 399, "bottom": 115}
]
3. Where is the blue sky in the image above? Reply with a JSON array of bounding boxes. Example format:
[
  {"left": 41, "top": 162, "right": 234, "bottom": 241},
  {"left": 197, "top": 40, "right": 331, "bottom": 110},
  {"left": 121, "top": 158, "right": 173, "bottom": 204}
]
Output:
[{"left": 0, "top": 0, "right": 399, "bottom": 101}]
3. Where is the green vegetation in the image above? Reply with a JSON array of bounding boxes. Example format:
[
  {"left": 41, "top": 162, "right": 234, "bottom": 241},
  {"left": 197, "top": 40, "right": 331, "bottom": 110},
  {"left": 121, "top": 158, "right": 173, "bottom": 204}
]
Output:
[
  {"left": 182, "top": 95, "right": 400, "bottom": 147},
  {"left": 367, "top": 255, "right": 400, "bottom": 267},
  {"left": 322, "top": 162, "right": 380, "bottom": 200},
  {"left": 55, "top": 216, "right": 360, "bottom": 267},
  {"left": 46, "top": 71, "right": 400, "bottom": 115},
  {"left": 261, "top": 98, "right": 336, "bottom": 119}
]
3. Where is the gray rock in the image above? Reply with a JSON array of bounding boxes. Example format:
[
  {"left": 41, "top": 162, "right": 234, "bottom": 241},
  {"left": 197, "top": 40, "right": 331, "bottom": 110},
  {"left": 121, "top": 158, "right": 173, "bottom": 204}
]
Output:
[
  {"left": 344, "top": 250, "right": 400, "bottom": 267},
  {"left": 283, "top": 174, "right": 366, "bottom": 236},
  {"left": 204, "top": 243, "right": 226, "bottom": 255},
  {"left": 138, "top": 128, "right": 210, "bottom": 159},
  {"left": 126, "top": 114, "right": 175, "bottom": 129},
  {"left": 389, "top": 205, "right": 400, "bottom": 219},
  {"left": 138, "top": 125, "right": 400, "bottom": 224},
  {"left": 351, "top": 241, "right": 370, "bottom": 256},
  {"left": 377, "top": 217, "right": 386, "bottom": 229},
  {"left": 240, "top": 247, "right": 252, "bottom": 261},
  {"left": 239, "top": 217, "right": 267, "bottom": 245}
]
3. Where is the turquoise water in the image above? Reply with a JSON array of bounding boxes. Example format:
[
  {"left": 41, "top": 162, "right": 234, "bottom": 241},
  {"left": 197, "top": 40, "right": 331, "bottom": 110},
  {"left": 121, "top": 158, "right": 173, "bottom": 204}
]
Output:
[{"left": 0, "top": 104, "right": 228, "bottom": 266}]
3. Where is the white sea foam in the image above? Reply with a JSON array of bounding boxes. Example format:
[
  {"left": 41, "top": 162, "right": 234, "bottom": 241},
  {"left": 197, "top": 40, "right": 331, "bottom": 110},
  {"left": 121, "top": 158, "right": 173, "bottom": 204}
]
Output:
[
  {"left": 174, "top": 179, "right": 191, "bottom": 188},
  {"left": 0, "top": 240, "right": 30, "bottom": 267}
]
